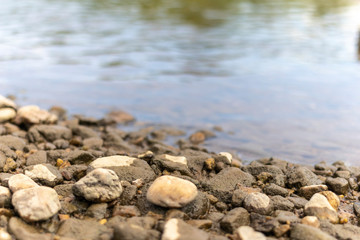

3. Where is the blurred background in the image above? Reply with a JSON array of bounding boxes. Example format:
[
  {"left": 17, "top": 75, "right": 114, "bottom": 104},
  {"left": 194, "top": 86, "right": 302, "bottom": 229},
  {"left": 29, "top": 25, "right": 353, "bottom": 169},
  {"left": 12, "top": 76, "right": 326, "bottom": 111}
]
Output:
[{"left": 1, "top": 0, "right": 360, "bottom": 164}]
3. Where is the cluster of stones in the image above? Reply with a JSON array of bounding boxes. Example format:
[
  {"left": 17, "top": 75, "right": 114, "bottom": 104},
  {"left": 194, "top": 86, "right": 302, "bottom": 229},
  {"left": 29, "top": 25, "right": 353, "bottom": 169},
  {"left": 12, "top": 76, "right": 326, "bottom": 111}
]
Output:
[{"left": 0, "top": 95, "right": 358, "bottom": 239}]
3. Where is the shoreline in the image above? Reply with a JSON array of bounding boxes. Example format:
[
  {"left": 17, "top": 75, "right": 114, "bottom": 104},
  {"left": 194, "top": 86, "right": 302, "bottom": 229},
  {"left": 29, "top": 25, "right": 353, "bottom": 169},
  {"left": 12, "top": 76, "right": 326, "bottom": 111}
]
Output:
[{"left": 0, "top": 96, "right": 359, "bottom": 239}]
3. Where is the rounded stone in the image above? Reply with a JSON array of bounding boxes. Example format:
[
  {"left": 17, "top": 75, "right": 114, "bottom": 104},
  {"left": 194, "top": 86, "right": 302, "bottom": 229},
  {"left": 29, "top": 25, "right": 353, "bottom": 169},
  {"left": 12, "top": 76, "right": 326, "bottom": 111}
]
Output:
[
  {"left": 243, "top": 192, "right": 272, "bottom": 215},
  {"left": 301, "top": 216, "right": 320, "bottom": 228},
  {"left": 16, "top": 105, "right": 57, "bottom": 125},
  {"left": 0, "top": 186, "right": 11, "bottom": 208},
  {"left": 236, "top": 226, "right": 266, "bottom": 240},
  {"left": 0, "top": 108, "right": 16, "bottom": 123},
  {"left": 12, "top": 186, "right": 61, "bottom": 221},
  {"left": 319, "top": 191, "right": 340, "bottom": 210},
  {"left": 8, "top": 174, "right": 39, "bottom": 193},
  {"left": 304, "top": 193, "right": 338, "bottom": 223},
  {"left": 73, "top": 168, "right": 123, "bottom": 202},
  {"left": 89, "top": 155, "right": 136, "bottom": 168},
  {"left": 146, "top": 175, "right": 198, "bottom": 208}
]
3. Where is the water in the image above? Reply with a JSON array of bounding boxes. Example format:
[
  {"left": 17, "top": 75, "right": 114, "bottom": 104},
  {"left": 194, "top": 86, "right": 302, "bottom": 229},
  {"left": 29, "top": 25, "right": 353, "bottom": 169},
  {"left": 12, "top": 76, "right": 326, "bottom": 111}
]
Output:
[{"left": 1, "top": 0, "right": 360, "bottom": 164}]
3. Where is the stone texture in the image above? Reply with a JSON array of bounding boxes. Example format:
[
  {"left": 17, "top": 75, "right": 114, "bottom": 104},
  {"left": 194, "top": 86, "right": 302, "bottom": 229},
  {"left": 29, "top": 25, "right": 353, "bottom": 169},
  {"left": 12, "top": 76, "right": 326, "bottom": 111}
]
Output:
[
  {"left": 162, "top": 218, "right": 209, "bottom": 240},
  {"left": 28, "top": 125, "right": 72, "bottom": 143},
  {"left": 0, "top": 135, "right": 25, "bottom": 151},
  {"left": 236, "top": 226, "right": 266, "bottom": 240},
  {"left": 8, "top": 174, "right": 39, "bottom": 192},
  {"left": 57, "top": 218, "right": 112, "bottom": 240},
  {"left": 16, "top": 105, "right": 58, "bottom": 125},
  {"left": 287, "top": 167, "right": 322, "bottom": 188},
  {"left": 26, "top": 150, "right": 47, "bottom": 165},
  {"left": 112, "top": 222, "right": 160, "bottom": 240},
  {"left": 263, "top": 183, "right": 288, "bottom": 197},
  {"left": 244, "top": 164, "right": 285, "bottom": 187},
  {"left": 12, "top": 186, "right": 61, "bottom": 221},
  {"left": 204, "top": 167, "right": 255, "bottom": 202},
  {"left": 73, "top": 168, "right": 123, "bottom": 202},
  {"left": 304, "top": 193, "right": 338, "bottom": 223},
  {"left": 0, "top": 186, "right": 11, "bottom": 208},
  {"left": 243, "top": 193, "right": 273, "bottom": 215},
  {"left": 147, "top": 175, "right": 198, "bottom": 208},
  {"left": 8, "top": 217, "right": 52, "bottom": 240},
  {"left": 0, "top": 108, "right": 16, "bottom": 123},
  {"left": 220, "top": 207, "right": 250, "bottom": 233},
  {"left": 290, "top": 224, "right": 336, "bottom": 240},
  {"left": 326, "top": 177, "right": 349, "bottom": 195}
]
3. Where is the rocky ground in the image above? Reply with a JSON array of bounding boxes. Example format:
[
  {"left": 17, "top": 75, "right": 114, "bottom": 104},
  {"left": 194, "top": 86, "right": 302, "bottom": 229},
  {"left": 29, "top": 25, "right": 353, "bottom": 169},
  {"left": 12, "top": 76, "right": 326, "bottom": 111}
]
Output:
[{"left": 0, "top": 95, "right": 359, "bottom": 240}]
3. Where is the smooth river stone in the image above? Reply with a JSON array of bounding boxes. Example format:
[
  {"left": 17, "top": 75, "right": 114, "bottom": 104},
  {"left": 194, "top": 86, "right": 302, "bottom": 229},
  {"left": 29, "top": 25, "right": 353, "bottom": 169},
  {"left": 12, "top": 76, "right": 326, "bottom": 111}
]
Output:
[
  {"left": 0, "top": 108, "right": 16, "bottom": 123},
  {"left": 12, "top": 186, "right": 61, "bottom": 222},
  {"left": 73, "top": 168, "right": 123, "bottom": 202},
  {"left": 89, "top": 155, "right": 136, "bottom": 168},
  {"left": 304, "top": 193, "right": 338, "bottom": 223},
  {"left": 147, "top": 175, "right": 198, "bottom": 208}
]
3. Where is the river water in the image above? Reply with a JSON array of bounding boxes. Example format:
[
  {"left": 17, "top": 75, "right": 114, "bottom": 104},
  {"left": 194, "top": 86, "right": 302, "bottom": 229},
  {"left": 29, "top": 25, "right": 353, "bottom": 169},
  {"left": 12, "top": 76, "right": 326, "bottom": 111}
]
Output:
[{"left": 1, "top": 0, "right": 360, "bottom": 164}]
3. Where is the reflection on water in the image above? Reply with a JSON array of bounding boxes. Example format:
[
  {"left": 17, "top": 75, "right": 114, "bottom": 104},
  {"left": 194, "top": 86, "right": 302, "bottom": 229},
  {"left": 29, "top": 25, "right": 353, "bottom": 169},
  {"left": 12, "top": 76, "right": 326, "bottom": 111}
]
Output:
[{"left": 1, "top": 0, "right": 360, "bottom": 164}]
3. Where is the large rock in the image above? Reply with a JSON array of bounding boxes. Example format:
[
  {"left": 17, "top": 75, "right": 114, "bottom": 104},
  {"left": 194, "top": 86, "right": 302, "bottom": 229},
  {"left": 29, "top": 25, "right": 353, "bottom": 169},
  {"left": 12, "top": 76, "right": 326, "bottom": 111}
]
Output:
[
  {"left": 304, "top": 193, "right": 338, "bottom": 223},
  {"left": 12, "top": 186, "right": 61, "bottom": 221},
  {"left": 146, "top": 175, "right": 198, "bottom": 208},
  {"left": 287, "top": 167, "right": 322, "bottom": 188},
  {"left": 290, "top": 224, "right": 336, "bottom": 240},
  {"left": 73, "top": 168, "right": 123, "bottom": 202},
  {"left": 161, "top": 218, "right": 209, "bottom": 240},
  {"left": 57, "top": 218, "right": 112, "bottom": 240},
  {"left": 28, "top": 125, "right": 72, "bottom": 143},
  {"left": 89, "top": 155, "right": 156, "bottom": 182},
  {"left": 204, "top": 167, "right": 255, "bottom": 202},
  {"left": 325, "top": 177, "right": 349, "bottom": 195}
]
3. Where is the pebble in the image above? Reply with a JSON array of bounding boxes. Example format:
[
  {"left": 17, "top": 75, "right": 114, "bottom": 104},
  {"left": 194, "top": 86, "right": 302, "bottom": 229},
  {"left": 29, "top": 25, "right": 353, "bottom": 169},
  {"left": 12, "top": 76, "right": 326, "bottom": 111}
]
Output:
[
  {"left": 15, "top": 105, "right": 57, "bottom": 125},
  {"left": 220, "top": 207, "right": 250, "bottom": 233},
  {"left": 160, "top": 154, "right": 187, "bottom": 165},
  {"left": 299, "top": 185, "right": 328, "bottom": 200},
  {"left": 325, "top": 177, "right": 349, "bottom": 195},
  {"left": 73, "top": 168, "right": 123, "bottom": 202},
  {"left": 26, "top": 150, "right": 47, "bottom": 165},
  {"left": 25, "top": 164, "right": 63, "bottom": 187},
  {"left": 319, "top": 191, "right": 340, "bottom": 210},
  {"left": 287, "top": 167, "right": 322, "bottom": 188},
  {"left": 263, "top": 183, "right": 289, "bottom": 197},
  {"left": 219, "top": 152, "right": 232, "bottom": 164},
  {"left": 8, "top": 174, "right": 39, "bottom": 192},
  {"left": 57, "top": 218, "right": 111, "bottom": 240},
  {"left": 90, "top": 155, "right": 135, "bottom": 168},
  {"left": 0, "top": 186, "right": 11, "bottom": 208},
  {"left": 162, "top": 218, "right": 209, "bottom": 240},
  {"left": 304, "top": 193, "right": 338, "bottom": 223},
  {"left": 189, "top": 131, "right": 206, "bottom": 144},
  {"left": 146, "top": 175, "right": 198, "bottom": 208},
  {"left": 0, "top": 108, "right": 16, "bottom": 123},
  {"left": 243, "top": 192, "right": 273, "bottom": 215},
  {"left": 12, "top": 186, "right": 61, "bottom": 221},
  {"left": 0, "top": 95, "right": 16, "bottom": 109},
  {"left": 236, "top": 226, "right": 266, "bottom": 240},
  {"left": 301, "top": 216, "right": 320, "bottom": 228}
]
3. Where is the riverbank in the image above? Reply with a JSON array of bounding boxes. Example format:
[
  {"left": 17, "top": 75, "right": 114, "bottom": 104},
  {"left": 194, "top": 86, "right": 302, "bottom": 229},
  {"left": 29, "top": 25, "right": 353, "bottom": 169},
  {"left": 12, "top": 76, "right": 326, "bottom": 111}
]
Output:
[{"left": 0, "top": 95, "right": 359, "bottom": 239}]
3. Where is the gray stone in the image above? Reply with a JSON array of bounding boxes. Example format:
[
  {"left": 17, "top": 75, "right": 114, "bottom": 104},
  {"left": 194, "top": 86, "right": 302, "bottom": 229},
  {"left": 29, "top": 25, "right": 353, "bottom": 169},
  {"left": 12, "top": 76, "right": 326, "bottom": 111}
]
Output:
[
  {"left": 72, "top": 125, "right": 99, "bottom": 139},
  {"left": 12, "top": 186, "right": 61, "bottom": 221},
  {"left": 54, "top": 184, "right": 74, "bottom": 198},
  {"left": 299, "top": 185, "right": 328, "bottom": 200},
  {"left": 243, "top": 193, "right": 273, "bottom": 215},
  {"left": 334, "top": 171, "right": 351, "bottom": 179},
  {"left": 73, "top": 168, "right": 123, "bottom": 203},
  {"left": 204, "top": 167, "right": 255, "bottom": 202},
  {"left": 220, "top": 207, "right": 250, "bottom": 233},
  {"left": 263, "top": 183, "right": 288, "bottom": 197},
  {"left": 147, "top": 175, "right": 198, "bottom": 208},
  {"left": 86, "top": 203, "right": 108, "bottom": 219},
  {"left": 287, "top": 167, "right": 322, "bottom": 188},
  {"left": 66, "top": 150, "right": 95, "bottom": 164},
  {"left": 53, "top": 139, "right": 70, "bottom": 149},
  {"left": 275, "top": 210, "right": 300, "bottom": 224},
  {"left": 288, "top": 196, "right": 308, "bottom": 209},
  {"left": 57, "top": 218, "right": 112, "bottom": 240},
  {"left": 25, "top": 164, "right": 63, "bottom": 187},
  {"left": 162, "top": 218, "right": 209, "bottom": 240},
  {"left": 0, "top": 186, "right": 11, "bottom": 208},
  {"left": 0, "top": 135, "right": 25, "bottom": 151},
  {"left": 8, "top": 217, "right": 52, "bottom": 240},
  {"left": 26, "top": 150, "right": 47, "bottom": 165},
  {"left": 244, "top": 164, "right": 286, "bottom": 187},
  {"left": 271, "top": 195, "right": 294, "bottom": 211},
  {"left": 326, "top": 177, "right": 349, "bottom": 195},
  {"left": 113, "top": 222, "right": 160, "bottom": 240},
  {"left": 28, "top": 125, "right": 71, "bottom": 142},
  {"left": 181, "top": 191, "right": 209, "bottom": 218},
  {"left": 290, "top": 224, "right": 336, "bottom": 240},
  {"left": 320, "top": 220, "right": 360, "bottom": 240},
  {"left": 83, "top": 137, "right": 103, "bottom": 149}
]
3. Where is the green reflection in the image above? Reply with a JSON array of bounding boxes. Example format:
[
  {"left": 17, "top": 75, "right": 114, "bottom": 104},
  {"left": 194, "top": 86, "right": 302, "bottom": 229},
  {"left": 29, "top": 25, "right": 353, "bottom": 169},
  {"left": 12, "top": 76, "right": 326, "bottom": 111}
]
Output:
[{"left": 63, "top": 0, "right": 356, "bottom": 27}]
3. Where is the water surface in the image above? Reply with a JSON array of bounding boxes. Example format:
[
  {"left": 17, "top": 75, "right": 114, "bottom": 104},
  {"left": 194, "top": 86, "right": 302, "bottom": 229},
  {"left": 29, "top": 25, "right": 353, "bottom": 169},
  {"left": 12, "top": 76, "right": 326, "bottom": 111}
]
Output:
[{"left": 1, "top": 0, "right": 360, "bottom": 164}]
